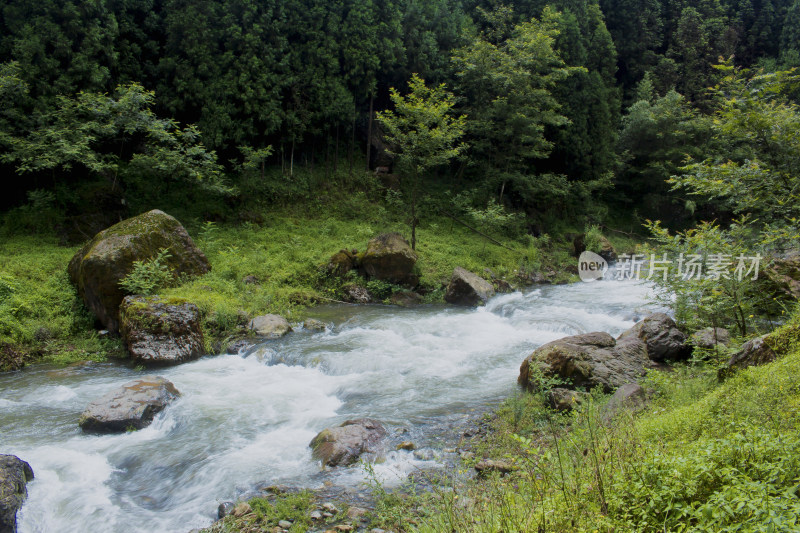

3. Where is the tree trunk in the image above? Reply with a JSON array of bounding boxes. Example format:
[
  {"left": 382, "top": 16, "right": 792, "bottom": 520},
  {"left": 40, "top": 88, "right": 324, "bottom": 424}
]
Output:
[
  {"left": 290, "top": 139, "right": 295, "bottom": 178},
  {"left": 365, "top": 94, "right": 374, "bottom": 172}
]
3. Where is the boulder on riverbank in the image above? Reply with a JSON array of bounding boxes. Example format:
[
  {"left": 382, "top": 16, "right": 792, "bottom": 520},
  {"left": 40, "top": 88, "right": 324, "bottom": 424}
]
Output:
[
  {"left": 519, "top": 332, "right": 649, "bottom": 393},
  {"left": 120, "top": 296, "right": 205, "bottom": 365},
  {"left": 573, "top": 233, "right": 617, "bottom": 262},
  {"left": 720, "top": 335, "right": 777, "bottom": 378},
  {"left": 68, "top": 210, "right": 210, "bottom": 332},
  {"left": 360, "top": 233, "right": 419, "bottom": 287},
  {"left": 309, "top": 418, "right": 387, "bottom": 467},
  {"left": 765, "top": 251, "right": 800, "bottom": 300},
  {"left": 247, "top": 314, "right": 292, "bottom": 338},
  {"left": 444, "top": 267, "right": 495, "bottom": 306},
  {"left": 617, "top": 313, "right": 690, "bottom": 362},
  {"left": 0, "top": 455, "right": 34, "bottom": 533},
  {"left": 79, "top": 376, "right": 180, "bottom": 433}
]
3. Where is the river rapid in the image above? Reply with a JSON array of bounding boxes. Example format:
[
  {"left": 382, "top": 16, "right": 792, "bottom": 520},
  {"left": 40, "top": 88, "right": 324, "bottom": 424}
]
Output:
[{"left": 0, "top": 278, "right": 656, "bottom": 532}]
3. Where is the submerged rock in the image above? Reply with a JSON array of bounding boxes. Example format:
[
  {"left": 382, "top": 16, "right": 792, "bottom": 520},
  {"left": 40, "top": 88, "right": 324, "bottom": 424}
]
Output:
[
  {"left": 120, "top": 296, "right": 205, "bottom": 365},
  {"left": 79, "top": 376, "right": 180, "bottom": 433},
  {"left": 360, "top": 233, "right": 419, "bottom": 287},
  {"left": 0, "top": 455, "right": 34, "bottom": 533},
  {"left": 68, "top": 209, "right": 210, "bottom": 332},
  {"left": 617, "top": 313, "right": 690, "bottom": 362},
  {"left": 519, "top": 332, "right": 649, "bottom": 393},
  {"left": 248, "top": 314, "right": 292, "bottom": 338},
  {"left": 309, "top": 418, "right": 387, "bottom": 467},
  {"left": 444, "top": 267, "right": 495, "bottom": 306}
]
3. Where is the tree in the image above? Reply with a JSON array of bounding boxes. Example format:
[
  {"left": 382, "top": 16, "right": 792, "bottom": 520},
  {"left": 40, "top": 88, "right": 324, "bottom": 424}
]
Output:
[{"left": 376, "top": 73, "right": 466, "bottom": 249}]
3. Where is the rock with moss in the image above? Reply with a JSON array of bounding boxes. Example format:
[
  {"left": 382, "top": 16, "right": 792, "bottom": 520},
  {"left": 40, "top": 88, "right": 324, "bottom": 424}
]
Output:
[
  {"left": 360, "top": 233, "right": 419, "bottom": 287},
  {"left": 68, "top": 209, "right": 210, "bottom": 332},
  {"left": 548, "top": 388, "right": 590, "bottom": 411},
  {"left": 79, "top": 376, "right": 180, "bottom": 433},
  {"left": 519, "top": 332, "right": 649, "bottom": 393},
  {"left": 309, "top": 418, "right": 387, "bottom": 467},
  {"left": 326, "top": 249, "right": 359, "bottom": 278},
  {"left": 617, "top": 313, "right": 690, "bottom": 362},
  {"left": 248, "top": 314, "right": 292, "bottom": 338},
  {"left": 574, "top": 233, "right": 617, "bottom": 262},
  {"left": 444, "top": 267, "right": 495, "bottom": 306},
  {"left": 120, "top": 296, "right": 205, "bottom": 365},
  {"left": 0, "top": 455, "right": 33, "bottom": 533},
  {"left": 389, "top": 290, "right": 423, "bottom": 307},
  {"left": 604, "top": 382, "right": 647, "bottom": 417}
]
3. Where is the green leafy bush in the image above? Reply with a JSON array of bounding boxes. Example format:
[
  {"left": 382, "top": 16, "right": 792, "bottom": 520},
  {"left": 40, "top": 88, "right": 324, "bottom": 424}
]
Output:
[{"left": 119, "top": 248, "right": 174, "bottom": 296}]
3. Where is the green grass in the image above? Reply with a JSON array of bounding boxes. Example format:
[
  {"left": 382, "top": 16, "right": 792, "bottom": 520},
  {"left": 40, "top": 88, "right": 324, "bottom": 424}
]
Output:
[
  {"left": 0, "top": 235, "right": 123, "bottom": 370},
  {"left": 0, "top": 194, "right": 578, "bottom": 369},
  {"left": 413, "top": 312, "right": 800, "bottom": 532}
]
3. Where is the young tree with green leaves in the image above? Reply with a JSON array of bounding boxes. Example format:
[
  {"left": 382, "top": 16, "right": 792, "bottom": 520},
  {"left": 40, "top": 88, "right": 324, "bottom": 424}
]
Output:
[{"left": 376, "top": 73, "right": 466, "bottom": 249}]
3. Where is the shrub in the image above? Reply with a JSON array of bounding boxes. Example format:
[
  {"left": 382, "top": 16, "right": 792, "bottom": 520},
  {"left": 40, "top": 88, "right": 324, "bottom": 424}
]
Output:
[{"left": 119, "top": 248, "right": 174, "bottom": 296}]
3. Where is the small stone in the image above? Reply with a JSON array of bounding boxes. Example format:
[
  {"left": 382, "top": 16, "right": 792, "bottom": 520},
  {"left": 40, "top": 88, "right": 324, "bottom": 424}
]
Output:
[
  {"left": 474, "top": 459, "right": 516, "bottom": 476},
  {"left": 278, "top": 520, "right": 292, "bottom": 529},
  {"left": 323, "top": 511, "right": 333, "bottom": 518},
  {"left": 370, "top": 529, "right": 387, "bottom": 533},
  {"left": 322, "top": 502, "right": 339, "bottom": 513},
  {"left": 310, "top": 510, "right": 323, "bottom": 520},
  {"left": 334, "top": 525, "right": 354, "bottom": 532},
  {"left": 396, "top": 441, "right": 415, "bottom": 451},
  {"left": 233, "top": 502, "right": 252, "bottom": 517},
  {"left": 218, "top": 501, "right": 235, "bottom": 519},
  {"left": 413, "top": 449, "right": 435, "bottom": 461},
  {"left": 346, "top": 506, "right": 368, "bottom": 520},
  {"left": 303, "top": 319, "right": 328, "bottom": 331}
]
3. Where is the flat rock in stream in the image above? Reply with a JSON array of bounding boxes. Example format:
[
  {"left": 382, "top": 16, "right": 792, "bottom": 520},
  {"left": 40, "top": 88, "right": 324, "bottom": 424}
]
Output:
[
  {"left": 309, "top": 418, "right": 387, "bottom": 467},
  {"left": 79, "top": 376, "right": 180, "bottom": 433},
  {"left": 0, "top": 455, "right": 34, "bottom": 533}
]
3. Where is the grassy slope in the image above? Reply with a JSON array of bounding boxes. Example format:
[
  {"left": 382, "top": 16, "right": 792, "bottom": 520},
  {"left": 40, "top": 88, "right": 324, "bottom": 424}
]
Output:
[{"left": 409, "top": 312, "right": 800, "bottom": 532}]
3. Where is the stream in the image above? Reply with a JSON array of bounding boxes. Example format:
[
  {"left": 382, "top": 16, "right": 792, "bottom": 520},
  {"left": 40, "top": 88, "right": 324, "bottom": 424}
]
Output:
[{"left": 0, "top": 278, "right": 655, "bottom": 532}]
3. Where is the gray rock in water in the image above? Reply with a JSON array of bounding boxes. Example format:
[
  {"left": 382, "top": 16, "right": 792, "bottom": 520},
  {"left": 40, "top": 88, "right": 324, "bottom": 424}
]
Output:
[
  {"left": 310, "top": 418, "right": 387, "bottom": 467},
  {"left": 67, "top": 209, "right": 210, "bottom": 332},
  {"left": 120, "top": 296, "right": 205, "bottom": 365},
  {"left": 217, "top": 501, "right": 235, "bottom": 519},
  {"left": 444, "top": 267, "right": 495, "bottom": 306},
  {"left": 248, "top": 314, "right": 292, "bottom": 338},
  {"left": 691, "top": 327, "right": 731, "bottom": 349},
  {"left": 0, "top": 455, "right": 34, "bottom": 533},
  {"left": 303, "top": 319, "right": 327, "bottom": 331},
  {"left": 519, "top": 332, "right": 649, "bottom": 393},
  {"left": 617, "top": 313, "right": 690, "bottom": 361},
  {"left": 79, "top": 376, "right": 180, "bottom": 433}
]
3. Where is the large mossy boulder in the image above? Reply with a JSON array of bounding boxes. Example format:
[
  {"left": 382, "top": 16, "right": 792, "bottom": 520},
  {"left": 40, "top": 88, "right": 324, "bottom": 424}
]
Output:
[
  {"left": 120, "top": 296, "right": 205, "bottom": 365},
  {"left": 360, "top": 233, "right": 419, "bottom": 287},
  {"left": 519, "top": 332, "right": 649, "bottom": 393},
  {"left": 309, "top": 418, "right": 387, "bottom": 467},
  {"left": 79, "top": 376, "right": 180, "bottom": 433},
  {"left": 617, "top": 313, "right": 690, "bottom": 362},
  {"left": 0, "top": 455, "right": 33, "bottom": 533},
  {"left": 68, "top": 210, "right": 210, "bottom": 332},
  {"left": 444, "top": 267, "right": 495, "bottom": 306}
]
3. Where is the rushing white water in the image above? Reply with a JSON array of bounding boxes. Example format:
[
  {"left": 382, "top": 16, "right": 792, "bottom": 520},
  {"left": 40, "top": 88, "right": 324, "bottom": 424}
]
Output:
[{"left": 0, "top": 278, "right": 656, "bottom": 533}]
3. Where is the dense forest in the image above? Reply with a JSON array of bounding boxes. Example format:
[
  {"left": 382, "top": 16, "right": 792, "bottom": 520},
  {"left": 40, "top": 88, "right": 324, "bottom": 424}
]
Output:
[{"left": 1, "top": 0, "right": 798, "bottom": 235}]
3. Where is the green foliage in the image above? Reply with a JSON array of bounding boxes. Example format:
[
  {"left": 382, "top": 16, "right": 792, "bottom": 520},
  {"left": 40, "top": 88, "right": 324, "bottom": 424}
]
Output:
[
  {"left": 202, "top": 491, "right": 316, "bottom": 533},
  {"left": 583, "top": 225, "right": 605, "bottom": 254},
  {"left": 377, "top": 73, "right": 466, "bottom": 249},
  {"left": 644, "top": 218, "right": 776, "bottom": 336},
  {"left": 119, "top": 249, "right": 175, "bottom": 297}
]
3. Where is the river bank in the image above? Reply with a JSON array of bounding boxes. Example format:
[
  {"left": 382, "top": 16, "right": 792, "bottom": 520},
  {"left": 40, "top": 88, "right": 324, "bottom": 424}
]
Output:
[{"left": 2, "top": 202, "right": 638, "bottom": 371}]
